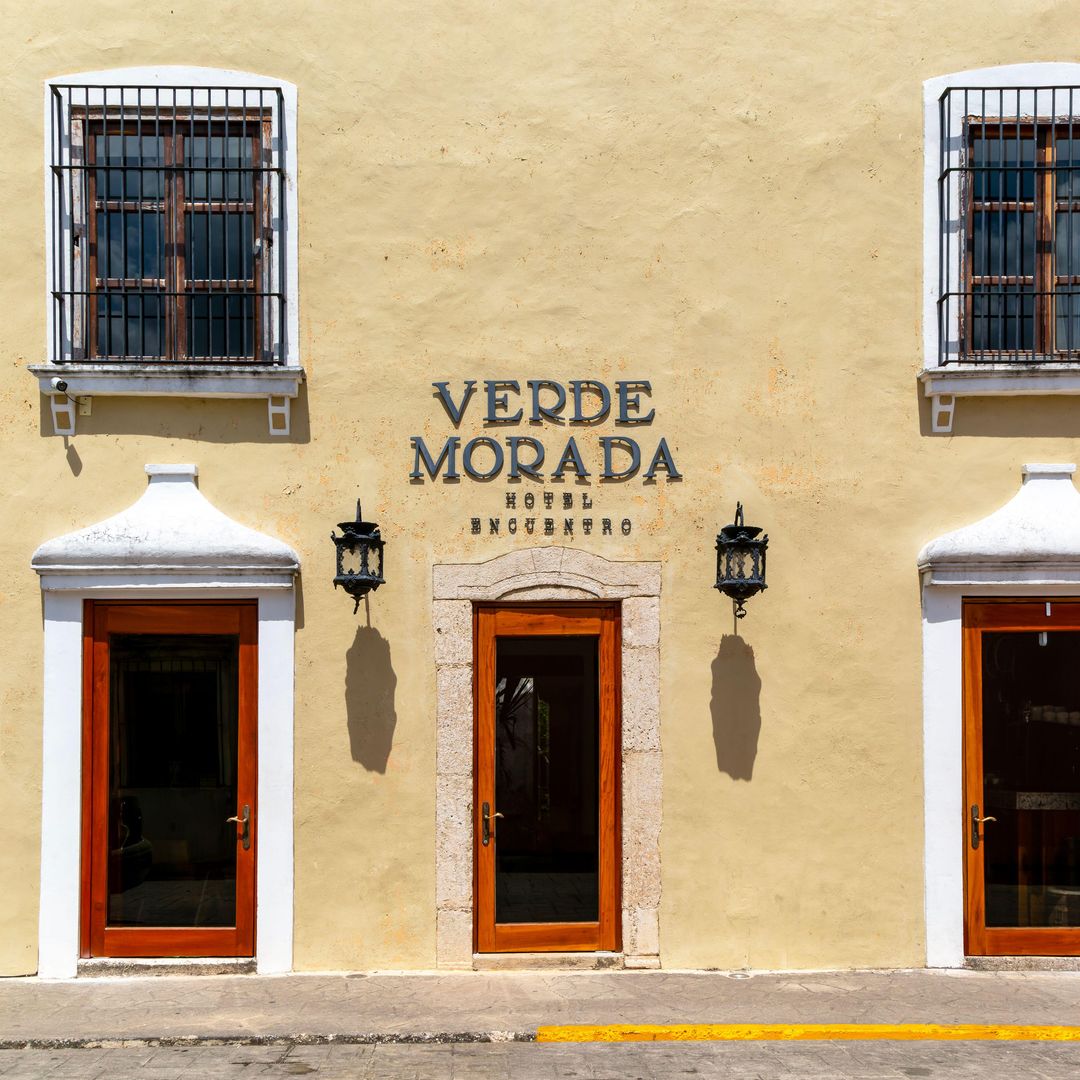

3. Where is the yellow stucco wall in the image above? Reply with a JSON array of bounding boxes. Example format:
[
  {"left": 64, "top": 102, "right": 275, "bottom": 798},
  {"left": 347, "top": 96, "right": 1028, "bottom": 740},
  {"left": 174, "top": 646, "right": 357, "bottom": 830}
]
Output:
[{"left": 3, "top": 0, "right": 1080, "bottom": 975}]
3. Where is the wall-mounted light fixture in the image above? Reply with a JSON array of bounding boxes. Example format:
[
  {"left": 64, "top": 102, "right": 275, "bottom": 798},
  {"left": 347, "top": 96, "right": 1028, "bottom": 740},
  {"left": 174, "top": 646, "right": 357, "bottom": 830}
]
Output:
[
  {"left": 715, "top": 502, "right": 768, "bottom": 619},
  {"left": 332, "top": 501, "right": 386, "bottom": 612}
]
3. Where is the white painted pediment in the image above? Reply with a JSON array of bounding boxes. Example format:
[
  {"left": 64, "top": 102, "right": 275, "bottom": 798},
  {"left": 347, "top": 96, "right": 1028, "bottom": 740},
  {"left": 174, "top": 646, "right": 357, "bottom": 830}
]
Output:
[
  {"left": 32, "top": 465, "right": 299, "bottom": 581},
  {"left": 919, "top": 464, "right": 1080, "bottom": 586}
]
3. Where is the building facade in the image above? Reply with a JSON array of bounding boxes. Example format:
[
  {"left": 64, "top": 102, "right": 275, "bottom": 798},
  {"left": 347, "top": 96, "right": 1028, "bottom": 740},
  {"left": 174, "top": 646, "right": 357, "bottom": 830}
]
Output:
[{"left": 5, "top": 2, "right": 1080, "bottom": 977}]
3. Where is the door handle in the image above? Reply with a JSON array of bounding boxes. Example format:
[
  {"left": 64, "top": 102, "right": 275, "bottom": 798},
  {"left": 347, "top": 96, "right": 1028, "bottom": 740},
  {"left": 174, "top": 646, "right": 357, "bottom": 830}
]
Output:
[
  {"left": 227, "top": 804, "right": 251, "bottom": 851},
  {"left": 480, "top": 802, "right": 504, "bottom": 847},
  {"left": 971, "top": 804, "right": 996, "bottom": 850}
]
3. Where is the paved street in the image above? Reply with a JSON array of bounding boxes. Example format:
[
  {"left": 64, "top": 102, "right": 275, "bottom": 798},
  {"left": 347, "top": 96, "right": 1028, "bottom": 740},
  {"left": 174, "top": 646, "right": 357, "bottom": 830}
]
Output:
[
  {"left": 4, "top": 1040, "right": 1080, "bottom": 1078},
  {"left": 3, "top": 969, "right": 1080, "bottom": 1077},
  {"left": 5, "top": 969, "right": 1080, "bottom": 1043}
]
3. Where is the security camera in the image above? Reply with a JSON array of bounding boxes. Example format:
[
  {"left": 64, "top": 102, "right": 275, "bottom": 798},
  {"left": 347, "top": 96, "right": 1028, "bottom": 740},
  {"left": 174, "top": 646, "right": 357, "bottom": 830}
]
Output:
[{"left": 50, "top": 377, "right": 68, "bottom": 394}]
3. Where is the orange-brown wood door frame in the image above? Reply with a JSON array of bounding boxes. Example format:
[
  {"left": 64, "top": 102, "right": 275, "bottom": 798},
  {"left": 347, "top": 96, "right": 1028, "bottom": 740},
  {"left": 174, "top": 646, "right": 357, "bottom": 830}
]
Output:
[
  {"left": 474, "top": 604, "right": 621, "bottom": 953},
  {"left": 81, "top": 601, "right": 257, "bottom": 958},
  {"left": 964, "top": 598, "right": 1080, "bottom": 956}
]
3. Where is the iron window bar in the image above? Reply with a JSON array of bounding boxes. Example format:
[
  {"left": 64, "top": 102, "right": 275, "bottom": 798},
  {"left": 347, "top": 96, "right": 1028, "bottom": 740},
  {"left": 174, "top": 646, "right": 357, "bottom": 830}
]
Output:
[
  {"left": 937, "top": 85, "right": 1080, "bottom": 366},
  {"left": 49, "top": 84, "right": 286, "bottom": 365}
]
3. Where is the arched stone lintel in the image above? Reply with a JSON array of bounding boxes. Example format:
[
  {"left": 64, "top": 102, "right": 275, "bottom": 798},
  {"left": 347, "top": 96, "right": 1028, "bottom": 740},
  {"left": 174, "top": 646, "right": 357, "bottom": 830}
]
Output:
[
  {"left": 498, "top": 583, "right": 599, "bottom": 601},
  {"left": 433, "top": 546, "right": 660, "bottom": 601}
]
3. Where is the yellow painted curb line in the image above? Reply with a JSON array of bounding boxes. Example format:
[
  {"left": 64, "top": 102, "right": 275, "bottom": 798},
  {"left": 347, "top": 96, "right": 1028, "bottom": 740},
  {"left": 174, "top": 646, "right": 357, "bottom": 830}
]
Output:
[{"left": 536, "top": 1024, "right": 1080, "bottom": 1043}]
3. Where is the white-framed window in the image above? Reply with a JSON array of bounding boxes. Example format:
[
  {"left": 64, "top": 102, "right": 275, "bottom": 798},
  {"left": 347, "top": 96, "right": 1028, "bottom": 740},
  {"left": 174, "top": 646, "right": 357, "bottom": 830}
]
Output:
[
  {"left": 921, "top": 64, "right": 1080, "bottom": 433},
  {"left": 32, "top": 68, "right": 302, "bottom": 435}
]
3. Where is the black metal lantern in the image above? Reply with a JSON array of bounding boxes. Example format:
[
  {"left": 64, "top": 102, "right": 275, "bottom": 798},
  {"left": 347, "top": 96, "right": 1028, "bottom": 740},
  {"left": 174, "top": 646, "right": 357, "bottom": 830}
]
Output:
[
  {"left": 714, "top": 502, "right": 768, "bottom": 619},
  {"left": 331, "top": 500, "right": 386, "bottom": 612}
]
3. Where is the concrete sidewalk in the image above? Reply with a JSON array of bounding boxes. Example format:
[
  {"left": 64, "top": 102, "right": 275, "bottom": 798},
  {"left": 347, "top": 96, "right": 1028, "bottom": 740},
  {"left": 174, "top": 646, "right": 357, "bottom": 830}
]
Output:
[{"left": 2, "top": 969, "right": 1080, "bottom": 1047}]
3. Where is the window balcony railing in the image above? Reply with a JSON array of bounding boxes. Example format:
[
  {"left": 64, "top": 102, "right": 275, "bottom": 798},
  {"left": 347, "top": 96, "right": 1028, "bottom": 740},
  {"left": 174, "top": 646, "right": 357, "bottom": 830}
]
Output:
[
  {"left": 49, "top": 83, "right": 287, "bottom": 365},
  {"left": 938, "top": 85, "right": 1080, "bottom": 366}
]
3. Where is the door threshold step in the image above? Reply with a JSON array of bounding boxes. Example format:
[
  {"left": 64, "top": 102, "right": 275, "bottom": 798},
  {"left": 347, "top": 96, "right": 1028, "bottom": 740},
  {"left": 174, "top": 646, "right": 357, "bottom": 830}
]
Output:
[
  {"left": 964, "top": 955, "right": 1080, "bottom": 971},
  {"left": 77, "top": 957, "right": 256, "bottom": 978},
  {"left": 473, "top": 952, "right": 623, "bottom": 971}
]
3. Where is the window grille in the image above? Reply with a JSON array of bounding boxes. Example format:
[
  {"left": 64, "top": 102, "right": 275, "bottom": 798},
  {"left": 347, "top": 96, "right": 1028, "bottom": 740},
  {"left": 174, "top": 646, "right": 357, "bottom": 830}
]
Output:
[
  {"left": 49, "top": 84, "right": 286, "bottom": 364},
  {"left": 938, "top": 86, "right": 1080, "bottom": 365}
]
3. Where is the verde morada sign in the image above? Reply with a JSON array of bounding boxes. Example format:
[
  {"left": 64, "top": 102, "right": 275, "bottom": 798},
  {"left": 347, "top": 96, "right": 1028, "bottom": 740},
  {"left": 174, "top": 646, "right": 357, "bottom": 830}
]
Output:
[{"left": 409, "top": 379, "right": 682, "bottom": 482}]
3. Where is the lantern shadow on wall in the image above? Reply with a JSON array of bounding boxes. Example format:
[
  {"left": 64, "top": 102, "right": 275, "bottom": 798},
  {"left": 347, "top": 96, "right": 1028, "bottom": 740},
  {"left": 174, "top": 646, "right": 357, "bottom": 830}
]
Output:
[
  {"left": 710, "top": 634, "right": 762, "bottom": 781},
  {"left": 345, "top": 624, "right": 398, "bottom": 773},
  {"left": 334, "top": 498, "right": 395, "bottom": 770}
]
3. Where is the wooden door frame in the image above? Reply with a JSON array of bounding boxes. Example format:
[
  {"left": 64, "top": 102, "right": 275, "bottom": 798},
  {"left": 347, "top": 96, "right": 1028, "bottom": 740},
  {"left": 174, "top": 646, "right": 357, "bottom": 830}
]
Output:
[
  {"left": 81, "top": 600, "right": 258, "bottom": 958},
  {"left": 963, "top": 597, "right": 1080, "bottom": 956},
  {"left": 473, "top": 603, "right": 621, "bottom": 953}
]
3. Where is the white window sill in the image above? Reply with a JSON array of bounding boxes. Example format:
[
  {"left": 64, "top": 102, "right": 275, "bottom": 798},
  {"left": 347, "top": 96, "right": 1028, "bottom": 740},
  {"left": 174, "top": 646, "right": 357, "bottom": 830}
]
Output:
[
  {"left": 919, "top": 363, "right": 1080, "bottom": 433},
  {"left": 28, "top": 363, "right": 305, "bottom": 436}
]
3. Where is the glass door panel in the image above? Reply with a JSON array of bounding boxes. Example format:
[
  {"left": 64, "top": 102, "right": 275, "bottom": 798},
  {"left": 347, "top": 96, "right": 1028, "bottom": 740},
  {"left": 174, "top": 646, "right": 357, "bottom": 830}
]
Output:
[
  {"left": 494, "top": 636, "right": 599, "bottom": 925},
  {"left": 981, "top": 631, "right": 1080, "bottom": 929},
  {"left": 107, "top": 634, "right": 239, "bottom": 929}
]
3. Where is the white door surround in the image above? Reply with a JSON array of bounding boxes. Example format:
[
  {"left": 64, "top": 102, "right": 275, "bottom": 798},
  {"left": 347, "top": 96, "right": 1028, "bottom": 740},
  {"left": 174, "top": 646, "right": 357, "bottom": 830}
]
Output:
[
  {"left": 919, "top": 463, "right": 1080, "bottom": 966},
  {"left": 432, "top": 547, "right": 663, "bottom": 969},
  {"left": 32, "top": 464, "right": 300, "bottom": 978}
]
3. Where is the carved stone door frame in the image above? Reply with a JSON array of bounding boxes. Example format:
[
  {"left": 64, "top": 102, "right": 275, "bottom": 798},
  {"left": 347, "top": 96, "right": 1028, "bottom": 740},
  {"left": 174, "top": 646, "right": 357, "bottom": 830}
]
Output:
[{"left": 432, "top": 547, "right": 661, "bottom": 969}]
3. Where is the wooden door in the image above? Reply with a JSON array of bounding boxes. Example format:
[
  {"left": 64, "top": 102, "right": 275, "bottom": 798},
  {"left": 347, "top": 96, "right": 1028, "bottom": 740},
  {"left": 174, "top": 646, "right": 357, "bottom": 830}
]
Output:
[
  {"left": 964, "top": 599, "right": 1080, "bottom": 955},
  {"left": 82, "top": 602, "right": 257, "bottom": 958},
  {"left": 474, "top": 604, "right": 620, "bottom": 953}
]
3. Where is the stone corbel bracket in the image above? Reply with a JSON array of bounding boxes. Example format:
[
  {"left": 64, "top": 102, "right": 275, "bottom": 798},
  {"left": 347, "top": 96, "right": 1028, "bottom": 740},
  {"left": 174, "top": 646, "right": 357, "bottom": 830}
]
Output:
[
  {"left": 29, "top": 364, "right": 305, "bottom": 437},
  {"left": 920, "top": 365, "right": 1080, "bottom": 435}
]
